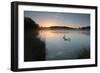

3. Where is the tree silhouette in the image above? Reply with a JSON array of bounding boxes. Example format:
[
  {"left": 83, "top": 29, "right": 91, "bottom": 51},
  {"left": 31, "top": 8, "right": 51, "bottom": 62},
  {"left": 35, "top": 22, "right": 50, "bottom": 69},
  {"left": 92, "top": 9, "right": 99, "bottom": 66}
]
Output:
[
  {"left": 24, "top": 17, "right": 39, "bottom": 31},
  {"left": 24, "top": 17, "right": 46, "bottom": 61}
]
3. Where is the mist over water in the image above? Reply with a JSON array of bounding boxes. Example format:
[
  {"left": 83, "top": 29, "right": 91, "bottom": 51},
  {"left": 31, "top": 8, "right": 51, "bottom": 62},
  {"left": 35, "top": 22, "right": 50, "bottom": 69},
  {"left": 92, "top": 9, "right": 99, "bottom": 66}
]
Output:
[
  {"left": 24, "top": 17, "right": 90, "bottom": 62},
  {"left": 38, "top": 29, "right": 90, "bottom": 60}
]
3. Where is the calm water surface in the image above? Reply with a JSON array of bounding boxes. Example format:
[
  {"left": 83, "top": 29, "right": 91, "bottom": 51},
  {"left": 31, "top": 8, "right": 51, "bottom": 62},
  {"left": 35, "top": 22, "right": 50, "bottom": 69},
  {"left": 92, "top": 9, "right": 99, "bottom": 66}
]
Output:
[{"left": 38, "top": 29, "right": 90, "bottom": 60}]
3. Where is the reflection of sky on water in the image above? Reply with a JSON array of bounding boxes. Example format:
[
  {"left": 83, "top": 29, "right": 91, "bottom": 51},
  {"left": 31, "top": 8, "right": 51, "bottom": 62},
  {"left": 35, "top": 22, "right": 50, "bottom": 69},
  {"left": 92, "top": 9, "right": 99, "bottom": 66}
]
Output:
[{"left": 38, "top": 30, "right": 90, "bottom": 60}]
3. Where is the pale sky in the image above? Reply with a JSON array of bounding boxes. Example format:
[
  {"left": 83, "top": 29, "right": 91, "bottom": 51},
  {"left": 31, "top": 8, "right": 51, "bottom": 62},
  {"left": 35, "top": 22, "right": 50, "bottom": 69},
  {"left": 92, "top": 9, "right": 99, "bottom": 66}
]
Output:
[{"left": 24, "top": 11, "right": 90, "bottom": 28}]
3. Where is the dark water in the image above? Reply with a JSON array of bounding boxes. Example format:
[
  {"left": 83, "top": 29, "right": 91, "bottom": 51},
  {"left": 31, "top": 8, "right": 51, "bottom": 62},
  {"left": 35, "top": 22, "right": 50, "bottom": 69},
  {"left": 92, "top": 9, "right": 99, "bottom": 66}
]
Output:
[{"left": 24, "top": 29, "right": 90, "bottom": 62}]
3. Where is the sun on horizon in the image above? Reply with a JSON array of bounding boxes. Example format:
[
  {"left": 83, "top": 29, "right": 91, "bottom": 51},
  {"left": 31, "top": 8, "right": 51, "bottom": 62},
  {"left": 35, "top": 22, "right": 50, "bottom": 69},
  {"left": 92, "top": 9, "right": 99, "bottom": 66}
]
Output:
[
  {"left": 39, "top": 21, "right": 81, "bottom": 28},
  {"left": 39, "top": 21, "right": 57, "bottom": 27}
]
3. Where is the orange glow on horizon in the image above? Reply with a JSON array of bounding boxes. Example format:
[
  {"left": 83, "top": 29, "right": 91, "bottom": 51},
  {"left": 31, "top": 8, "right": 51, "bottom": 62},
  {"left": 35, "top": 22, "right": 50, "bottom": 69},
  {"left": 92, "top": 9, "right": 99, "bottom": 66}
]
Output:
[
  {"left": 40, "top": 21, "right": 57, "bottom": 27},
  {"left": 39, "top": 20, "right": 81, "bottom": 28}
]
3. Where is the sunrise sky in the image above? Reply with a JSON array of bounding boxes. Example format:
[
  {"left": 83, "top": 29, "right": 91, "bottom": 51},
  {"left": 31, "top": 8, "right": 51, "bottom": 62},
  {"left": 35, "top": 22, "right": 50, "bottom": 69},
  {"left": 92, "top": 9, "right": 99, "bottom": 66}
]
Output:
[{"left": 24, "top": 11, "right": 90, "bottom": 28}]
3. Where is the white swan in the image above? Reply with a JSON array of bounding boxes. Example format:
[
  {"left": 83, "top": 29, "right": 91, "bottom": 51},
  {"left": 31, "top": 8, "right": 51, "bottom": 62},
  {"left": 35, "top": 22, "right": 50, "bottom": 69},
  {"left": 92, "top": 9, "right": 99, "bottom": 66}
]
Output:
[{"left": 63, "top": 35, "right": 71, "bottom": 41}]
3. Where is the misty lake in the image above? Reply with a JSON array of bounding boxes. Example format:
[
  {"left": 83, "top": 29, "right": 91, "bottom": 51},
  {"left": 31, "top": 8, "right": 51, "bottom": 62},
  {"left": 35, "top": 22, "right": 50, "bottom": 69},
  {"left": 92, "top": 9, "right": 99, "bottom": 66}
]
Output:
[{"left": 38, "top": 29, "right": 90, "bottom": 60}]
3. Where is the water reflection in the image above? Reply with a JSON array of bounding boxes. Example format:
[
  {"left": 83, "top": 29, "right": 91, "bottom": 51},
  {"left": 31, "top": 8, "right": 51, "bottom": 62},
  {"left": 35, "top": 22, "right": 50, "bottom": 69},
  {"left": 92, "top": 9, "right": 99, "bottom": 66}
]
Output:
[
  {"left": 24, "top": 17, "right": 46, "bottom": 61},
  {"left": 38, "top": 29, "right": 90, "bottom": 60},
  {"left": 24, "top": 29, "right": 90, "bottom": 61}
]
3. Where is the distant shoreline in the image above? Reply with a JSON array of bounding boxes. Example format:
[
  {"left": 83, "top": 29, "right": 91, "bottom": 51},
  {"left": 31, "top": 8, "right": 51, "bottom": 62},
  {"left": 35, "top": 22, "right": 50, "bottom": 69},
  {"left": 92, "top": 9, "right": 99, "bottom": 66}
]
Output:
[{"left": 39, "top": 26, "right": 90, "bottom": 30}]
